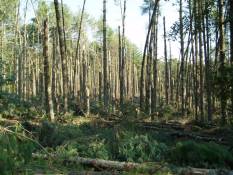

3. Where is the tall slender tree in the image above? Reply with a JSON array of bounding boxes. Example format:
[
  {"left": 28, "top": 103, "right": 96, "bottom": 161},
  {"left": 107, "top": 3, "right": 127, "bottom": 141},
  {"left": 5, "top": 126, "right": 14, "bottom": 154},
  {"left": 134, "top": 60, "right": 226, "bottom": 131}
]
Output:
[
  {"left": 230, "top": 0, "right": 233, "bottom": 113},
  {"left": 43, "top": 18, "right": 55, "bottom": 122},
  {"left": 103, "top": 0, "right": 108, "bottom": 109},
  {"left": 163, "top": 16, "right": 169, "bottom": 105},
  {"left": 218, "top": 0, "right": 226, "bottom": 124},
  {"left": 54, "top": 0, "right": 68, "bottom": 112},
  {"left": 179, "top": 0, "right": 185, "bottom": 115}
]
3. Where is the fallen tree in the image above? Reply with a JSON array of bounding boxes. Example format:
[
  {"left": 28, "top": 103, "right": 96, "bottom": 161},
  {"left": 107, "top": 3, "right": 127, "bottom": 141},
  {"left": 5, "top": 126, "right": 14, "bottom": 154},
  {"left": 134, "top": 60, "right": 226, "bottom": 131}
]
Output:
[
  {"left": 139, "top": 124, "right": 228, "bottom": 145},
  {"left": 177, "top": 167, "right": 233, "bottom": 175},
  {"left": 71, "top": 157, "right": 139, "bottom": 170},
  {"left": 32, "top": 154, "right": 233, "bottom": 175}
]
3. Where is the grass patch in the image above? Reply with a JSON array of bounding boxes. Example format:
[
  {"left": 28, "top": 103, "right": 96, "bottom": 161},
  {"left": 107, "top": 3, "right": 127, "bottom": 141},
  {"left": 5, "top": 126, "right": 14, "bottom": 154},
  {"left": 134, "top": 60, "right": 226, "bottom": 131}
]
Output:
[{"left": 170, "top": 140, "right": 233, "bottom": 169}]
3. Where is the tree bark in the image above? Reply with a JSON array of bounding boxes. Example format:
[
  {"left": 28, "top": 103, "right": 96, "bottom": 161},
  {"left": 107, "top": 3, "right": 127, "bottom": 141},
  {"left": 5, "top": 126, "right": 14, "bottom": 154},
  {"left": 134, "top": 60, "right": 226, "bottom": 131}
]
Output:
[
  {"left": 103, "top": 0, "right": 109, "bottom": 110},
  {"left": 43, "top": 19, "right": 55, "bottom": 122},
  {"left": 163, "top": 16, "right": 169, "bottom": 105},
  {"left": 179, "top": 0, "right": 185, "bottom": 115},
  {"left": 198, "top": 0, "right": 204, "bottom": 122},
  {"left": 230, "top": 0, "right": 233, "bottom": 114},
  {"left": 74, "top": 0, "right": 87, "bottom": 97},
  {"left": 54, "top": 0, "right": 68, "bottom": 113},
  {"left": 140, "top": 0, "right": 160, "bottom": 110},
  {"left": 218, "top": 0, "right": 226, "bottom": 124}
]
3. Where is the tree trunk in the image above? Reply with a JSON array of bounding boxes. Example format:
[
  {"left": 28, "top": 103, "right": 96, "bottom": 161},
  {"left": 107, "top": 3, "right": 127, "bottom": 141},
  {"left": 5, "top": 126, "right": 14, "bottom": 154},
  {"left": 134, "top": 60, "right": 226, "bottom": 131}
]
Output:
[
  {"left": 218, "top": 0, "right": 226, "bottom": 124},
  {"left": 54, "top": 0, "right": 68, "bottom": 113},
  {"left": 203, "top": 0, "right": 212, "bottom": 122},
  {"left": 198, "top": 0, "right": 204, "bottom": 122},
  {"left": 43, "top": 19, "right": 55, "bottom": 122},
  {"left": 74, "top": 0, "right": 86, "bottom": 97},
  {"left": 230, "top": 0, "right": 233, "bottom": 114},
  {"left": 103, "top": 0, "right": 108, "bottom": 110},
  {"left": 152, "top": 10, "right": 159, "bottom": 113},
  {"left": 163, "top": 16, "right": 169, "bottom": 105},
  {"left": 140, "top": 0, "right": 160, "bottom": 110},
  {"left": 179, "top": 0, "right": 185, "bottom": 115}
]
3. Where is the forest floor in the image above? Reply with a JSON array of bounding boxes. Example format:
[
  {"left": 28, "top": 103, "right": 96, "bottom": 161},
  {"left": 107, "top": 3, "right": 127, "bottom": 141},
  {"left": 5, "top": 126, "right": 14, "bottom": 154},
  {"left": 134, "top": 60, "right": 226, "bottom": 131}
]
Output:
[{"left": 1, "top": 93, "right": 233, "bottom": 174}]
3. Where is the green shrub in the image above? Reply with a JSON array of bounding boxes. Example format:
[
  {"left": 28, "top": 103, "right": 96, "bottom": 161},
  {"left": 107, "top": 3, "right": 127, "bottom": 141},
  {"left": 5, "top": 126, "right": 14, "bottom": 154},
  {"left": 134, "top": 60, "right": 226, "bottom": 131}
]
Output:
[
  {"left": 39, "top": 121, "right": 84, "bottom": 147},
  {"left": 76, "top": 139, "right": 110, "bottom": 160},
  {"left": 118, "top": 132, "right": 168, "bottom": 163},
  {"left": 0, "top": 126, "right": 35, "bottom": 174},
  {"left": 55, "top": 142, "right": 79, "bottom": 159},
  {"left": 170, "top": 141, "right": 233, "bottom": 168}
]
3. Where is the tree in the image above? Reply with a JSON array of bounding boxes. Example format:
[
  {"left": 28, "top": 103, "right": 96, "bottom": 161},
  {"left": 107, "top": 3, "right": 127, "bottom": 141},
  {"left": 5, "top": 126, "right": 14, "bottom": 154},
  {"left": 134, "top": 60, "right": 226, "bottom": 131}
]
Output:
[
  {"left": 103, "top": 0, "right": 109, "bottom": 109},
  {"left": 198, "top": 0, "right": 204, "bottom": 122},
  {"left": 43, "top": 18, "right": 55, "bottom": 122},
  {"left": 120, "top": 0, "right": 126, "bottom": 110},
  {"left": 54, "top": 0, "right": 68, "bottom": 113},
  {"left": 218, "top": 0, "right": 226, "bottom": 124},
  {"left": 163, "top": 16, "right": 169, "bottom": 105},
  {"left": 179, "top": 0, "right": 185, "bottom": 115},
  {"left": 203, "top": 0, "right": 212, "bottom": 122},
  {"left": 140, "top": 0, "right": 160, "bottom": 110},
  {"left": 230, "top": 0, "right": 233, "bottom": 113}
]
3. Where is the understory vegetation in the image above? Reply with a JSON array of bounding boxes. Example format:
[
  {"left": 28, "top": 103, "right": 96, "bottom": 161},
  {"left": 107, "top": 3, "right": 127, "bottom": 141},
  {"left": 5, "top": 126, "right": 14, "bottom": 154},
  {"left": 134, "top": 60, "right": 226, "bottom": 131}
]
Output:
[{"left": 1, "top": 93, "right": 233, "bottom": 174}]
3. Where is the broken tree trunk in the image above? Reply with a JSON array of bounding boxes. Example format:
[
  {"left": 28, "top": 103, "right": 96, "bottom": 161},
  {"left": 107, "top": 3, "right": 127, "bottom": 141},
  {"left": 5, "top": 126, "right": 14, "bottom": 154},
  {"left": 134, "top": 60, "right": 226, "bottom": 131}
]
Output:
[
  {"left": 71, "top": 157, "right": 139, "bottom": 170},
  {"left": 33, "top": 153, "right": 233, "bottom": 175},
  {"left": 177, "top": 167, "right": 233, "bottom": 175}
]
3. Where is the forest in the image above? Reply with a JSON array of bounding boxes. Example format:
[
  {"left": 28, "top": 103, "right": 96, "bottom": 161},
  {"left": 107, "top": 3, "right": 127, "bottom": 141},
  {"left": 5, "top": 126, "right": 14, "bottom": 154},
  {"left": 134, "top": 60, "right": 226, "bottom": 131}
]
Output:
[{"left": 0, "top": 0, "right": 233, "bottom": 174}]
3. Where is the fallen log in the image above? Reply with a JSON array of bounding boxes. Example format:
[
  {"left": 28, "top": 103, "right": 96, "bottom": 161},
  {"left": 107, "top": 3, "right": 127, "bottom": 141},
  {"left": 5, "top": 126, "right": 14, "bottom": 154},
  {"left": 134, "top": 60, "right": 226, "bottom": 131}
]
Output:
[
  {"left": 32, "top": 153, "right": 140, "bottom": 170},
  {"left": 137, "top": 121, "right": 186, "bottom": 130},
  {"left": 33, "top": 154, "right": 233, "bottom": 174},
  {"left": 170, "top": 131, "right": 225, "bottom": 143},
  {"left": 177, "top": 167, "right": 233, "bottom": 175},
  {"left": 68, "top": 171, "right": 119, "bottom": 175},
  {"left": 140, "top": 125, "right": 228, "bottom": 145},
  {"left": 71, "top": 157, "right": 139, "bottom": 170}
]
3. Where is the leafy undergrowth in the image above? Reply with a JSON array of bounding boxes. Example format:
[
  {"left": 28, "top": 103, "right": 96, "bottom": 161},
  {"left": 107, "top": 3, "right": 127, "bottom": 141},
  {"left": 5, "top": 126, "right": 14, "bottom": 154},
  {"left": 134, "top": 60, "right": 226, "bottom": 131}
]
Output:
[
  {"left": 0, "top": 124, "right": 36, "bottom": 175},
  {"left": 0, "top": 93, "right": 233, "bottom": 174},
  {"left": 1, "top": 114, "right": 233, "bottom": 174},
  {"left": 170, "top": 141, "right": 233, "bottom": 169}
]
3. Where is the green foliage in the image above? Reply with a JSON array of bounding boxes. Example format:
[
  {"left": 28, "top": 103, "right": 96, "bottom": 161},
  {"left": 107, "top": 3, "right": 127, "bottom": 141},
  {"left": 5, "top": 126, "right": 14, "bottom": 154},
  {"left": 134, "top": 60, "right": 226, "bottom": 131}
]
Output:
[
  {"left": 118, "top": 131, "right": 168, "bottom": 163},
  {"left": 0, "top": 125, "right": 35, "bottom": 174},
  {"left": 170, "top": 141, "right": 233, "bottom": 168},
  {"left": 213, "top": 65, "right": 233, "bottom": 100},
  {"left": 55, "top": 142, "right": 79, "bottom": 159},
  {"left": 76, "top": 139, "right": 110, "bottom": 160},
  {"left": 39, "top": 121, "right": 84, "bottom": 147},
  {"left": 0, "top": 92, "right": 45, "bottom": 120},
  {"left": 120, "top": 101, "right": 139, "bottom": 118}
]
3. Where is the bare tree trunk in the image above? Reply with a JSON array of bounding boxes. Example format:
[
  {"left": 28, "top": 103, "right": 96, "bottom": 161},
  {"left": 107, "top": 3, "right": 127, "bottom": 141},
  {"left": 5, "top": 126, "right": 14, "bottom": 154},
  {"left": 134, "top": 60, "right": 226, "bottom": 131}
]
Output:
[
  {"left": 60, "top": 0, "right": 67, "bottom": 53},
  {"left": 145, "top": 41, "right": 152, "bottom": 114},
  {"left": 179, "top": 0, "right": 185, "bottom": 115},
  {"left": 118, "top": 26, "right": 123, "bottom": 109},
  {"left": 43, "top": 19, "right": 55, "bottom": 122},
  {"left": 203, "top": 0, "right": 212, "bottom": 122},
  {"left": 163, "top": 16, "right": 169, "bottom": 105},
  {"left": 52, "top": 28, "right": 57, "bottom": 113},
  {"left": 140, "top": 0, "right": 160, "bottom": 110},
  {"left": 230, "top": 0, "right": 233, "bottom": 114},
  {"left": 54, "top": 0, "right": 68, "bottom": 113},
  {"left": 103, "top": 0, "right": 108, "bottom": 110},
  {"left": 82, "top": 50, "right": 90, "bottom": 115},
  {"left": 152, "top": 10, "right": 159, "bottom": 113},
  {"left": 14, "top": 0, "right": 20, "bottom": 95},
  {"left": 169, "top": 41, "right": 173, "bottom": 104},
  {"left": 193, "top": 0, "right": 199, "bottom": 120},
  {"left": 218, "top": 0, "right": 226, "bottom": 124},
  {"left": 74, "top": 0, "right": 86, "bottom": 97},
  {"left": 119, "top": 0, "right": 126, "bottom": 110},
  {"left": 198, "top": 0, "right": 204, "bottom": 122}
]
